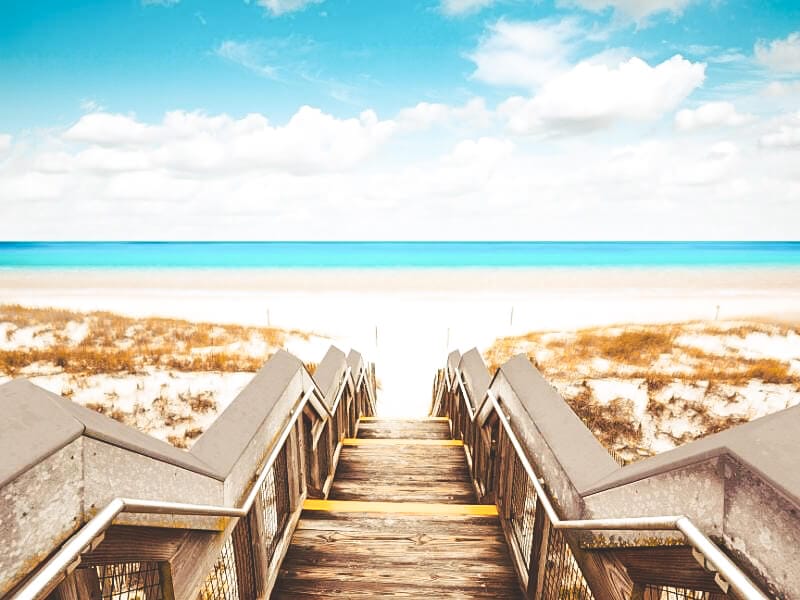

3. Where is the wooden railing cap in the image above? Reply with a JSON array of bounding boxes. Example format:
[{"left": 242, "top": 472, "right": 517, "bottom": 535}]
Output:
[
  {"left": 0, "top": 379, "right": 220, "bottom": 487},
  {"left": 458, "top": 348, "right": 490, "bottom": 411},
  {"left": 497, "top": 354, "right": 619, "bottom": 494},
  {"left": 312, "top": 346, "right": 347, "bottom": 408},
  {"left": 190, "top": 349, "right": 305, "bottom": 476},
  {"left": 584, "top": 403, "right": 800, "bottom": 508}
]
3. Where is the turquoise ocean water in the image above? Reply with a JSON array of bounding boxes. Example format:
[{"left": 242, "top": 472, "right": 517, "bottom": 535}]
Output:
[{"left": 0, "top": 242, "right": 799, "bottom": 269}]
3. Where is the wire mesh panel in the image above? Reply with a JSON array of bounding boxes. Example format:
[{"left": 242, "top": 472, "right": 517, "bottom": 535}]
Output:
[
  {"left": 230, "top": 511, "right": 258, "bottom": 598},
  {"left": 92, "top": 562, "right": 163, "bottom": 600},
  {"left": 541, "top": 527, "right": 595, "bottom": 600},
  {"left": 508, "top": 451, "right": 538, "bottom": 568},
  {"left": 259, "top": 443, "right": 291, "bottom": 564},
  {"left": 643, "top": 586, "right": 724, "bottom": 599},
  {"left": 200, "top": 536, "right": 240, "bottom": 600}
]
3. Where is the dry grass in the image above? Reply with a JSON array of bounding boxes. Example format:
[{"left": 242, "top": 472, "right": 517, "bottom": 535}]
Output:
[
  {"left": 183, "top": 391, "right": 217, "bottom": 413},
  {"left": 0, "top": 304, "right": 78, "bottom": 329},
  {"left": 566, "top": 383, "right": 642, "bottom": 451},
  {"left": 167, "top": 434, "right": 189, "bottom": 449},
  {"left": 0, "top": 304, "right": 302, "bottom": 376},
  {"left": 575, "top": 329, "right": 675, "bottom": 363},
  {"left": 484, "top": 320, "right": 800, "bottom": 460}
]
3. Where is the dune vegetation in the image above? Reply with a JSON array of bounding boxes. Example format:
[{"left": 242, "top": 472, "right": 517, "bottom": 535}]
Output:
[
  {"left": 0, "top": 304, "right": 324, "bottom": 448},
  {"left": 484, "top": 321, "right": 800, "bottom": 463}
]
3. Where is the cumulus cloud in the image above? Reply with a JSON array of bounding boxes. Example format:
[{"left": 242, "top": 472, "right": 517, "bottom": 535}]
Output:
[
  {"left": 469, "top": 19, "right": 581, "bottom": 89},
  {"left": 256, "top": 0, "right": 323, "bottom": 16},
  {"left": 3, "top": 99, "right": 800, "bottom": 240},
  {"left": 396, "top": 98, "right": 492, "bottom": 131},
  {"left": 755, "top": 32, "right": 800, "bottom": 72},
  {"left": 760, "top": 112, "right": 800, "bottom": 148},
  {"left": 558, "top": 0, "right": 697, "bottom": 23},
  {"left": 4, "top": 126, "right": 797, "bottom": 240},
  {"left": 64, "top": 113, "right": 160, "bottom": 146},
  {"left": 58, "top": 108, "right": 397, "bottom": 174},
  {"left": 675, "top": 102, "right": 754, "bottom": 131},
  {"left": 440, "top": 0, "right": 497, "bottom": 16},
  {"left": 499, "top": 55, "right": 705, "bottom": 134}
]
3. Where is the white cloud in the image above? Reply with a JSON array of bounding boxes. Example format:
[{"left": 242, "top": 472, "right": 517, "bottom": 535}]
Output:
[
  {"left": 396, "top": 98, "right": 492, "bottom": 131},
  {"left": 0, "top": 134, "right": 11, "bottom": 154},
  {"left": 760, "top": 112, "right": 800, "bottom": 148},
  {"left": 469, "top": 19, "right": 581, "bottom": 89},
  {"left": 64, "top": 113, "right": 160, "bottom": 146},
  {"left": 3, "top": 102, "right": 800, "bottom": 240},
  {"left": 256, "top": 0, "right": 323, "bottom": 16},
  {"left": 559, "top": 0, "right": 697, "bottom": 23},
  {"left": 214, "top": 40, "right": 277, "bottom": 78},
  {"left": 440, "top": 0, "right": 497, "bottom": 16},
  {"left": 443, "top": 137, "right": 515, "bottom": 168},
  {"left": 499, "top": 55, "right": 705, "bottom": 134},
  {"left": 755, "top": 32, "right": 800, "bottom": 72},
  {"left": 763, "top": 80, "right": 800, "bottom": 97},
  {"left": 59, "top": 108, "right": 396, "bottom": 175},
  {"left": 675, "top": 102, "right": 754, "bottom": 131}
]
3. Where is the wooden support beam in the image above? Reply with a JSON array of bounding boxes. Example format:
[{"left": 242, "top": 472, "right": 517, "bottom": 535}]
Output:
[{"left": 527, "top": 500, "right": 551, "bottom": 600}]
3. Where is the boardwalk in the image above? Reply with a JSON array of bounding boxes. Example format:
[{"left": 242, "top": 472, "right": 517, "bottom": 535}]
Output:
[{"left": 273, "top": 417, "right": 523, "bottom": 598}]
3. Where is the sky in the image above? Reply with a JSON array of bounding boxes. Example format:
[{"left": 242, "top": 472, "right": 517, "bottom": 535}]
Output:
[{"left": 0, "top": 0, "right": 799, "bottom": 240}]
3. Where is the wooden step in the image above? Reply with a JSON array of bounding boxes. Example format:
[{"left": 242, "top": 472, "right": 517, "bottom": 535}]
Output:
[
  {"left": 272, "top": 413, "right": 522, "bottom": 597},
  {"left": 356, "top": 419, "right": 451, "bottom": 440},
  {"left": 330, "top": 445, "right": 475, "bottom": 503},
  {"left": 272, "top": 512, "right": 523, "bottom": 599}
]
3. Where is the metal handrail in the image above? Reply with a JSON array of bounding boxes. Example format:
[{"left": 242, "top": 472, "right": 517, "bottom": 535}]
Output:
[
  {"left": 11, "top": 365, "right": 356, "bottom": 600},
  {"left": 450, "top": 373, "right": 769, "bottom": 600}
]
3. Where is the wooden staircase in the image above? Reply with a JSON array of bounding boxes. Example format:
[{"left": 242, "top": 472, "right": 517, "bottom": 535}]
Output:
[{"left": 272, "top": 417, "right": 523, "bottom": 598}]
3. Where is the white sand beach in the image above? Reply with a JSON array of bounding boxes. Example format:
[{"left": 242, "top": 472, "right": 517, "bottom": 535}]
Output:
[{"left": 2, "top": 267, "right": 799, "bottom": 419}]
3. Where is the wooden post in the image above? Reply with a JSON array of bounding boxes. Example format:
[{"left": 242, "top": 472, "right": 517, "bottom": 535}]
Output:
[
  {"left": 248, "top": 496, "right": 269, "bottom": 596},
  {"left": 158, "top": 562, "right": 176, "bottom": 600},
  {"left": 527, "top": 501, "right": 551, "bottom": 600},
  {"left": 49, "top": 568, "right": 101, "bottom": 600}
]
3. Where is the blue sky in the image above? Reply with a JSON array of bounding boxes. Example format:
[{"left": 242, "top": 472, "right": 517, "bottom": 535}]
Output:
[{"left": 1, "top": 0, "right": 799, "bottom": 239}]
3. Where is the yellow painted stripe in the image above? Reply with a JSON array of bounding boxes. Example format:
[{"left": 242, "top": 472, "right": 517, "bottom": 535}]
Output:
[
  {"left": 303, "top": 499, "right": 498, "bottom": 517},
  {"left": 358, "top": 416, "right": 450, "bottom": 422},
  {"left": 342, "top": 438, "right": 463, "bottom": 447}
]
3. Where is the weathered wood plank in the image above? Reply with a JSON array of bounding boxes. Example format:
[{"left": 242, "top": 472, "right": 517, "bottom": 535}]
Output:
[
  {"left": 600, "top": 546, "right": 730, "bottom": 593},
  {"left": 273, "top": 416, "right": 523, "bottom": 598},
  {"left": 330, "top": 445, "right": 475, "bottom": 503},
  {"left": 274, "top": 512, "right": 522, "bottom": 598},
  {"left": 355, "top": 420, "right": 451, "bottom": 440}
]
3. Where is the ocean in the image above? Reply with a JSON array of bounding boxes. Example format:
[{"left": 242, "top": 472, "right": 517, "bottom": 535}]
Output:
[{"left": 1, "top": 242, "right": 799, "bottom": 269}]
